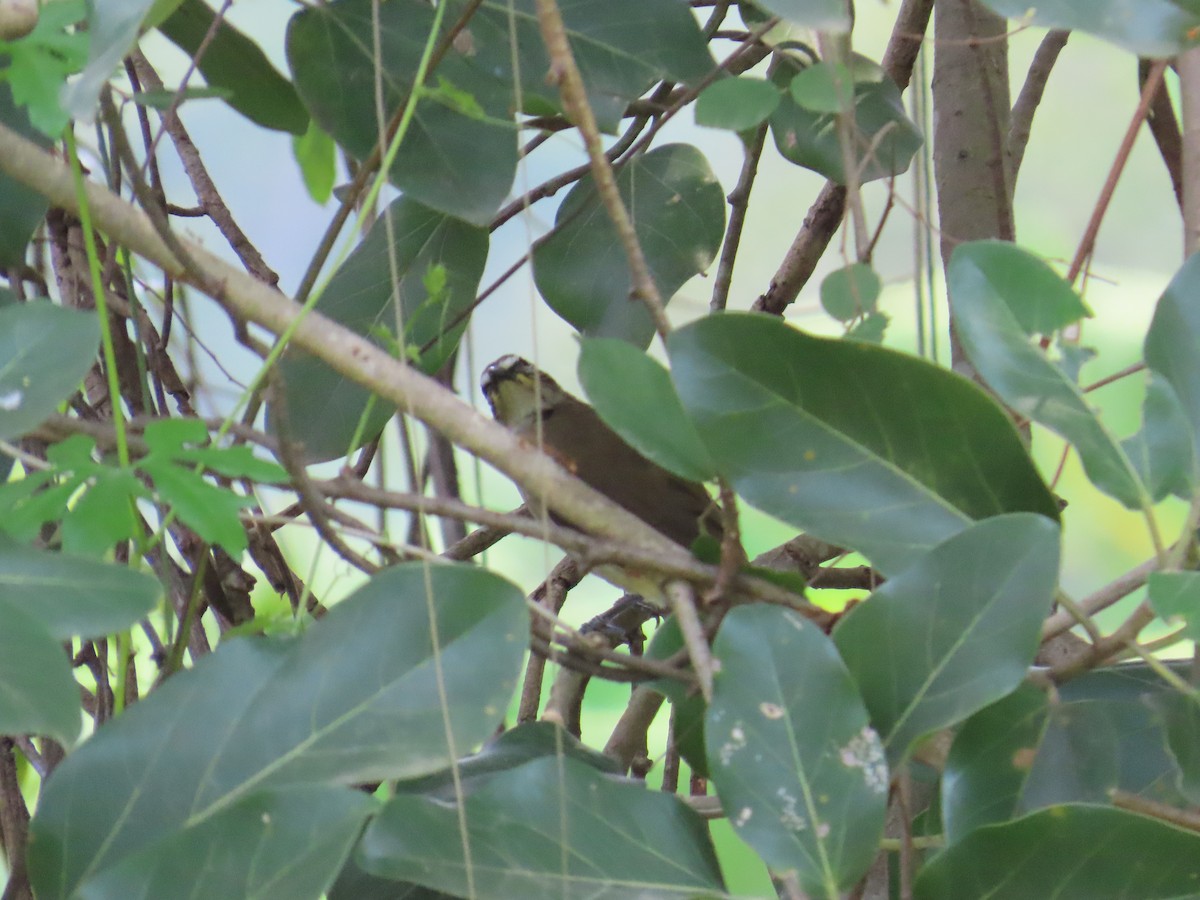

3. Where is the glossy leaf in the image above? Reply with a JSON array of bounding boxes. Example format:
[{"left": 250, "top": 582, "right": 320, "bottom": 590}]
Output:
[
  {"left": 977, "top": 0, "right": 1200, "bottom": 58},
  {"left": 359, "top": 756, "right": 726, "bottom": 899},
  {"left": 74, "top": 786, "right": 374, "bottom": 900},
  {"left": 941, "top": 683, "right": 1049, "bottom": 842},
  {"left": 820, "top": 263, "right": 880, "bottom": 322},
  {"left": 0, "top": 83, "right": 51, "bottom": 263},
  {"left": 453, "top": 0, "right": 715, "bottom": 134},
  {"left": 1148, "top": 571, "right": 1200, "bottom": 640},
  {"left": 914, "top": 805, "right": 1200, "bottom": 899},
  {"left": 288, "top": 0, "right": 516, "bottom": 225},
  {"left": 0, "top": 537, "right": 160, "bottom": 639},
  {"left": 28, "top": 564, "right": 527, "bottom": 900},
  {"left": 834, "top": 514, "right": 1060, "bottom": 765},
  {"left": 158, "top": 0, "right": 308, "bottom": 134},
  {"left": 1145, "top": 253, "right": 1200, "bottom": 458},
  {"left": 695, "top": 77, "right": 780, "bottom": 131},
  {"left": 272, "top": 197, "right": 488, "bottom": 462},
  {"left": 753, "top": 0, "right": 850, "bottom": 31},
  {"left": 949, "top": 241, "right": 1147, "bottom": 509},
  {"left": 534, "top": 144, "right": 725, "bottom": 349},
  {"left": 769, "top": 54, "right": 921, "bottom": 184},
  {"left": 707, "top": 605, "right": 887, "bottom": 896},
  {"left": 1120, "top": 375, "right": 1196, "bottom": 502},
  {"left": 667, "top": 314, "right": 1059, "bottom": 573},
  {"left": 0, "top": 599, "right": 80, "bottom": 745},
  {"left": 0, "top": 301, "right": 101, "bottom": 440},
  {"left": 578, "top": 338, "right": 716, "bottom": 483}
]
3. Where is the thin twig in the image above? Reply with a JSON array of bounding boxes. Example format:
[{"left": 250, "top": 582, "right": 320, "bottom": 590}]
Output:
[
  {"left": 711, "top": 124, "right": 768, "bottom": 311},
  {"left": 1007, "top": 30, "right": 1069, "bottom": 185}
]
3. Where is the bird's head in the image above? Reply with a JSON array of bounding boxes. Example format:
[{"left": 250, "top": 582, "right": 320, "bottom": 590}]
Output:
[{"left": 481, "top": 355, "right": 568, "bottom": 430}]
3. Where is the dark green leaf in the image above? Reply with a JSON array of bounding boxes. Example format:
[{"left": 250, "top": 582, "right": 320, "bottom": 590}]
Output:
[
  {"left": 0, "top": 536, "right": 160, "bottom": 639},
  {"left": 0, "top": 83, "right": 51, "bottom": 263},
  {"left": 1158, "top": 692, "right": 1200, "bottom": 805},
  {"left": 1145, "top": 252, "right": 1200, "bottom": 461},
  {"left": 820, "top": 262, "right": 881, "bottom": 322},
  {"left": 360, "top": 757, "right": 726, "bottom": 899},
  {"left": 949, "top": 241, "right": 1147, "bottom": 508},
  {"left": 331, "top": 858, "right": 457, "bottom": 900},
  {"left": 139, "top": 457, "right": 251, "bottom": 556},
  {"left": 158, "top": 0, "right": 308, "bottom": 134},
  {"left": 73, "top": 786, "right": 374, "bottom": 900},
  {"left": 1017, "top": 700, "right": 1122, "bottom": 810},
  {"left": 752, "top": 0, "right": 850, "bottom": 31},
  {"left": 695, "top": 77, "right": 781, "bottom": 131},
  {"left": 914, "top": 805, "right": 1200, "bottom": 899},
  {"left": 942, "top": 683, "right": 1049, "bottom": 842},
  {"left": 271, "top": 197, "right": 487, "bottom": 462},
  {"left": 0, "top": 599, "right": 80, "bottom": 744},
  {"left": 1148, "top": 571, "right": 1200, "bottom": 640},
  {"left": 769, "top": 53, "right": 922, "bottom": 184},
  {"left": 834, "top": 514, "right": 1060, "bottom": 765},
  {"left": 977, "top": 0, "right": 1200, "bottom": 57},
  {"left": 0, "top": 302, "right": 100, "bottom": 439},
  {"left": 287, "top": 0, "right": 517, "bottom": 224},
  {"left": 668, "top": 314, "right": 1059, "bottom": 573},
  {"left": 28, "top": 564, "right": 527, "bottom": 900},
  {"left": 708, "top": 605, "right": 887, "bottom": 895},
  {"left": 534, "top": 144, "right": 725, "bottom": 349},
  {"left": 452, "top": 0, "right": 715, "bottom": 133},
  {"left": 578, "top": 338, "right": 716, "bottom": 482},
  {"left": 1120, "top": 376, "right": 1196, "bottom": 502}
]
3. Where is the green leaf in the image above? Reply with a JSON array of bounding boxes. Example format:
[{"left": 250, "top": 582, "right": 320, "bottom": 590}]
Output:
[
  {"left": 695, "top": 77, "right": 781, "bottom": 132},
  {"left": 60, "top": 0, "right": 157, "bottom": 122},
  {"left": 834, "top": 514, "right": 1060, "bottom": 765},
  {"left": 1120, "top": 376, "right": 1197, "bottom": 502},
  {"left": 1159, "top": 692, "right": 1200, "bottom": 805},
  {"left": 292, "top": 120, "right": 336, "bottom": 204},
  {"left": 534, "top": 143, "right": 725, "bottom": 349},
  {"left": 451, "top": 0, "right": 715, "bottom": 134},
  {"left": 667, "top": 314, "right": 1059, "bottom": 574},
  {"left": 948, "top": 241, "right": 1091, "bottom": 336},
  {"left": 138, "top": 457, "right": 251, "bottom": 556},
  {"left": 271, "top": 196, "right": 487, "bottom": 462},
  {"left": 941, "top": 683, "right": 1049, "bottom": 842},
  {"left": 752, "top": 0, "right": 851, "bottom": 31},
  {"left": 157, "top": 0, "right": 308, "bottom": 134},
  {"left": 977, "top": 0, "right": 1200, "bottom": 58},
  {"left": 0, "top": 83, "right": 51, "bottom": 262},
  {"left": 788, "top": 62, "right": 854, "bottom": 114},
  {"left": 578, "top": 338, "right": 716, "bottom": 483},
  {"left": 74, "top": 786, "right": 375, "bottom": 900},
  {"left": 28, "top": 564, "right": 527, "bottom": 900},
  {"left": 845, "top": 311, "right": 889, "bottom": 343},
  {"left": 288, "top": 0, "right": 517, "bottom": 225},
  {"left": 914, "top": 805, "right": 1200, "bottom": 899},
  {"left": 820, "top": 263, "right": 881, "bottom": 322},
  {"left": 948, "top": 241, "right": 1148, "bottom": 509},
  {"left": 0, "top": 302, "right": 100, "bottom": 439},
  {"left": 62, "top": 469, "right": 144, "bottom": 557},
  {"left": 1145, "top": 253, "right": 1200, "bottom": 462},
  {"left": 359, "top": 756, "right": 726, "bottom": 899},
  {"left": 141, "top": 419, "right": 288, "bottom": 482},
  {"left": 0, "top": 536, "right": 160, "bottom": 639},
  {"left": 0, "top": 0, "right": 89, "bottom": 137},
  {"left": 0, "top": 599, "right": 80, "bottom": 745},
  {"left": 769, "top": 53, "right": 922, "bottom": 184},
  {"left": 707, "top": 605, "right": 887, "bottom": 896},
  {"left": 1148, "top": 571, "right": 1200, "bottom": 640}
]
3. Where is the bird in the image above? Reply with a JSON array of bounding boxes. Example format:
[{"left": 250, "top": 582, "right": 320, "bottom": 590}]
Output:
[{"left": 481, "top": 354, "right": 722, "bottom": 600}]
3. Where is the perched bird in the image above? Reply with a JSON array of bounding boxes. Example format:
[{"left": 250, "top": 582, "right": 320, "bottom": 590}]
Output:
[{"left": 481, "top": 354, "right": 721, "bottom": 596}]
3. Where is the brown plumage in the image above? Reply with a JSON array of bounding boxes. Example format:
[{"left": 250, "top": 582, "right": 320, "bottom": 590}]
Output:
[{"left": 481, "top": 354, "right": 721, "bottom": 551}]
